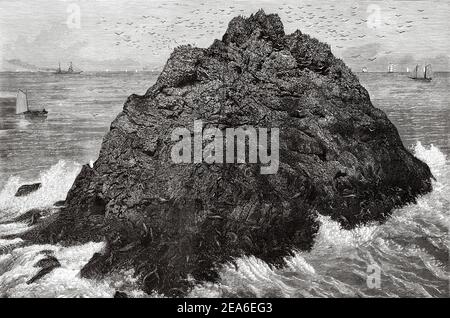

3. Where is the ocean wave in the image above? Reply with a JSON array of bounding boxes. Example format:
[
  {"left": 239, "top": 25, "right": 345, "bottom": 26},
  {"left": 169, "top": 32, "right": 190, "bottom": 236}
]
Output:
[
  {"left": 414, "top": 141, "right": 447, "bottom": 173},
  {"left": 0, "top": 160, "right": 81, "bottom": 222},
  {"left": 0, "top": 241, "right": 146, "bottom": 298}
]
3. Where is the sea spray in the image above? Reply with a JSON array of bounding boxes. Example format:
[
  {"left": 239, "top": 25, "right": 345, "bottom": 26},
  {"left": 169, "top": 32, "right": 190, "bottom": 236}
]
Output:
[
  {"left": 0, "top": 160, "right": 81, "bottom": 221},
  {"left": 0, "top": 242, "right": 146, "bottom": 298}
]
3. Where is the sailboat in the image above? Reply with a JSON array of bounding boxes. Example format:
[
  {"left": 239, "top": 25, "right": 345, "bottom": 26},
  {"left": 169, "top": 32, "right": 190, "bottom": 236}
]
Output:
[
  {"left": 388, "top": 63, "right": 395, "bottom": 73},
  {"left": 409, "top": 64, "right": 432, "bottom": 81},
  {"left": 16, "top": 89, "right": 47, "bottom": 118},
  {"left": 55, "top": 62, "right": 82, "bottom": 74}
]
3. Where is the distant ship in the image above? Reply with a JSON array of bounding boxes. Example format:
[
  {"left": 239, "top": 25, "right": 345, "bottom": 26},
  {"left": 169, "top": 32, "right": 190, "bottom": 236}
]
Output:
[
  {"left": 16, "top": 89, "right": 47, "bottom": 118},
  {"left": 361, "top": 67, "right": 368, "bottom": 73},
  {"left": 408, "top": 64, "right": 432, "bottom": 81},
  {"left": 388, "top": 63, "right": 395, "bottom": 73},
  {"left": 55, "top": 62, "right": 82, "bottom": 74}
]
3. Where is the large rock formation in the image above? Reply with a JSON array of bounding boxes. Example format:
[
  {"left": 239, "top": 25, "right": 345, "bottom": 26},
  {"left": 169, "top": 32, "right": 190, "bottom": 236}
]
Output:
[{"left": 31, "top": 11, "right": 432, "bottom": 295}]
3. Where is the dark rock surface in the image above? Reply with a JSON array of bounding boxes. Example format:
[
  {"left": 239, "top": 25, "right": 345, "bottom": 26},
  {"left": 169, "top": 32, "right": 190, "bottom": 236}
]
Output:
[
  {"left": 32, "top": 11, "right": 432, "bottom": 295},
  {"left": 114, "top": 291, "right": 129, "bottom": 298},
  {"left": 15, "top": 183, "right": 41, "bottom": 197}
]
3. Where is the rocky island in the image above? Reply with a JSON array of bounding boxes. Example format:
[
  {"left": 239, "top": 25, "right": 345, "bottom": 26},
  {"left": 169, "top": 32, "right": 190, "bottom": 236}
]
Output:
[{"left": 24, "top": 10, "right": 432, "bottom": 296}]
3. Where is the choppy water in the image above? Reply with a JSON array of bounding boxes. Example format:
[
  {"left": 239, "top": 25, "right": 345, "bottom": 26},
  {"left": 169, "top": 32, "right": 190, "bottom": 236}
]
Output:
[
  {"left": 0, "top": 72, "right": 156, "bottom": 187},
  {"left": 0, "top": 72, "right": 448, "bottom": 297}
]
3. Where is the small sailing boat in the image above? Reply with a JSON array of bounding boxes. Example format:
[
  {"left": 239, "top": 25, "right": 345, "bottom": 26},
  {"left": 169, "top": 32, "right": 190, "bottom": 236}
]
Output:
[
  {"left": 16, "top": 89, "right": 47, "bottom": 118},
  {"left": 55, "top": 62, "right": 82, "bottom": 75},
  {"left": 409, "top": 64, "right": 432, "bottom": 81},
  {"left": 388, "top": 63, "right": 395, "bottom": 73}
]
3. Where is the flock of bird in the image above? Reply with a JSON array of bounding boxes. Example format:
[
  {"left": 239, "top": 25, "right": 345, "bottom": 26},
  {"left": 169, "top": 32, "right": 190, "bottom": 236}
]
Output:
[{"left": 93, "top": 2, "right": 431, "bottom": 66}]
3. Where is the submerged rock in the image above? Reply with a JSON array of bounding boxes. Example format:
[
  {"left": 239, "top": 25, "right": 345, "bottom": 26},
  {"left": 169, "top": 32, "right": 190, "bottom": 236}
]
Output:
[
  {"left": 15, "top": 183, "right": 41, "bottom": 197},
  {"left": 34, "top": 11, "right": 432, "bottom": 295},
  {"left": 53, "top": 200, "right": 66, "bottom": 207},
  {"left": 6, "top": 207, "right": 60, "bottom": 227},
  {"left": 114, "top": 291, "right": 129, "bottom": 298},
  {"left": 27, "top": 255, "right": 61, "bottom": 284},
  {"left": 6, "top": 209, "right": 42, "bottom": 224}
]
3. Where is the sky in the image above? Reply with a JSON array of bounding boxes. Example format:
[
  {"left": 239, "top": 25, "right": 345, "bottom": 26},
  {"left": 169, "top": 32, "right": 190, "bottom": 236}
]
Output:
[{"left": 0, "top": 0, "right": 449, "bottom": 72}]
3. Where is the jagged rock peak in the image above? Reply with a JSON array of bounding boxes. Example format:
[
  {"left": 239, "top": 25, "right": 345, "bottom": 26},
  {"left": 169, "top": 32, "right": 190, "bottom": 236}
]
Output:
[{"left": 223, "top": 9, "right": 286, "bottom": 46}]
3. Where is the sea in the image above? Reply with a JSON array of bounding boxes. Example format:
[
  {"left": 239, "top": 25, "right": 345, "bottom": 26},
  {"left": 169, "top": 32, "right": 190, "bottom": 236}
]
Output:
[{"left": 0, "top": 71, "right": 448, "bottom": 297}]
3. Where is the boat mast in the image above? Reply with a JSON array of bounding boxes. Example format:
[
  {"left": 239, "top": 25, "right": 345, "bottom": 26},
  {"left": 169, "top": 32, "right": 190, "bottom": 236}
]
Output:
[{"left": 25, "top": 89, "right": 29, "bottom": 111}]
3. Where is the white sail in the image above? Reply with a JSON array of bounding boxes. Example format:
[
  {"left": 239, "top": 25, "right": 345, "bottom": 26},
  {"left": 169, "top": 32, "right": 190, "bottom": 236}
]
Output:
[
  {"left": 417, "top": 65, "right": 425, "bottom": 78},
  {"left": 16, "top": 89, "right": 28, "bottom": 114},
  {"left": 411, "top": 65, "right": 420, "bottom": 78},
  {"left": 424, "top": 64, "right": 433, "bottom": 79}
]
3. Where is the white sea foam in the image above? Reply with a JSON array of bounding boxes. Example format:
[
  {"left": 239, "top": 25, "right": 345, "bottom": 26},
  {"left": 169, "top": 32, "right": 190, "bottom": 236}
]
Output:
[
  {"left": 0, "top": 222, "right": 30, "bottom": 236},
  {"left": 0, "top": 241, "right": 146, "bottom": 298},
  {"left": 414, "top": 141, "right": 447, "bottom": 174},
  {"left": 0, "top": 160, "right": 81, "bottom": 222},
  {"left": 0, "top": 242, "right": 109, "bottom": 297}
]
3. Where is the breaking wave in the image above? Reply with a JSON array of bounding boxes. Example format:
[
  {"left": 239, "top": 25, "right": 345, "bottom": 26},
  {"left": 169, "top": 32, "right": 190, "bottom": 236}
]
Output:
[
  {"left": 0, "top": 161, "right": 145, "bottom": 297},
  {"left": 0, "top": 142, "right": 448, "bottom": 297},
  {"left": 0, "top": 160, "right": 81, "bottom": 221},
  {"left": 0, "top": 242, "right": 146, "bottom": 298}
]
